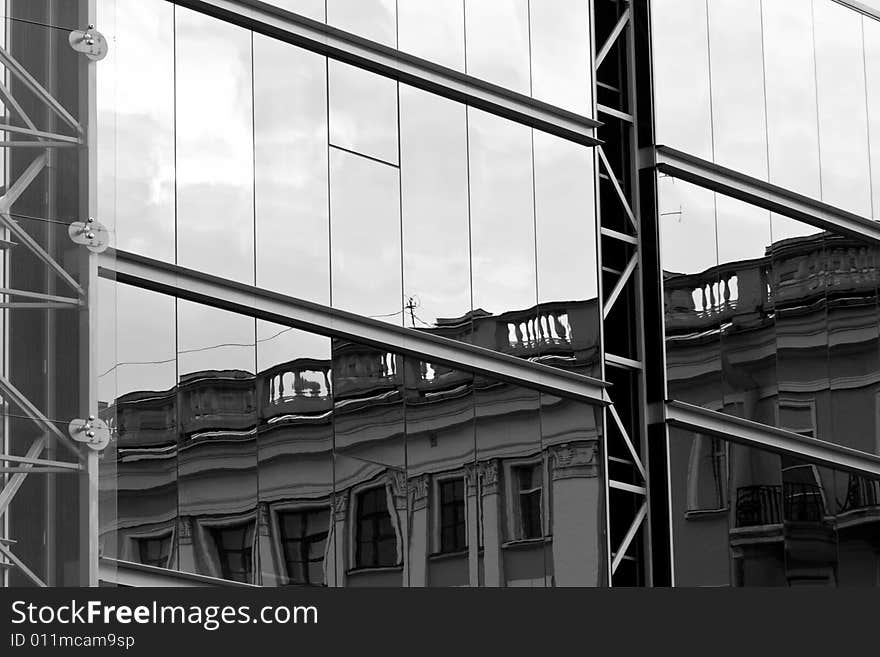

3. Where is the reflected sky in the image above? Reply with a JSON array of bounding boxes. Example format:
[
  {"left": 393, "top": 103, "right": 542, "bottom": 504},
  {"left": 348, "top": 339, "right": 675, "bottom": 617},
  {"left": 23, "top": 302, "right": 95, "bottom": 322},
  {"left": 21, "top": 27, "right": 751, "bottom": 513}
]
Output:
[{"left": 652, "top": 0, "right": 879, "bottom": 217}]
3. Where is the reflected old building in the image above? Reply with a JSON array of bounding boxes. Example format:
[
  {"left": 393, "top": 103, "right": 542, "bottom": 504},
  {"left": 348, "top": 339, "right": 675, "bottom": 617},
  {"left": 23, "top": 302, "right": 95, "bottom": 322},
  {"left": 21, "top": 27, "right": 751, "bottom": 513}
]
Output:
[
  {"left": 4, "top": 0, "right": 879, "bottom": 589},
  {"left": 666, "top": 225, "right": 880, "bottom": 585},
  {"left": 104, "top": 296, "right": 603, "bottom": 587}
]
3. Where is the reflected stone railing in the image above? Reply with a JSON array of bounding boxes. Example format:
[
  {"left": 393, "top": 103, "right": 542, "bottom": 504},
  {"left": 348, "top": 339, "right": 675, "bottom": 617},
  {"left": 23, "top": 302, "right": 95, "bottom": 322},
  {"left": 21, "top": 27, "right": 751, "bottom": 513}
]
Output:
[{"left": 665, "top": 233, "right": 880, "bottom": 332}]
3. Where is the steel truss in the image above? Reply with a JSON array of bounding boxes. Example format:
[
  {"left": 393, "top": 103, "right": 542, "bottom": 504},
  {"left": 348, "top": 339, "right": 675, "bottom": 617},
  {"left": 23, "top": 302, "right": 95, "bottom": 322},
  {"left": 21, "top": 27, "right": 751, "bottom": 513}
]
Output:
[
  {"left": 593, "top": 0, "right": 653, "bottom": 586},
  {"left": 0, "top": 2, "right": 105, "bottom": 587}
]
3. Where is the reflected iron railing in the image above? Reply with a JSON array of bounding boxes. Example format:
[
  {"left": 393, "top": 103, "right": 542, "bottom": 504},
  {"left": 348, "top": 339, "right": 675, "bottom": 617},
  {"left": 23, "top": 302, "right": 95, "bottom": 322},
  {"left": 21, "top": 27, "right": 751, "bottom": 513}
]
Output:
[
  {"left": 734, "top": 482, "right": 825, "bottom": 527},
  {"left": 840, "top": 475, "right": 880, "bottom": 513}
]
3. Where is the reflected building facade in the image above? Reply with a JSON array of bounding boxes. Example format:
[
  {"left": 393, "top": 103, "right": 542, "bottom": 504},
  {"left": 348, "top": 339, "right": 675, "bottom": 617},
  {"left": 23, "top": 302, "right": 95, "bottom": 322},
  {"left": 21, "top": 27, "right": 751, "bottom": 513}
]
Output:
[{"left": 2, "top": 0, "right": 880, "bottom": 587}]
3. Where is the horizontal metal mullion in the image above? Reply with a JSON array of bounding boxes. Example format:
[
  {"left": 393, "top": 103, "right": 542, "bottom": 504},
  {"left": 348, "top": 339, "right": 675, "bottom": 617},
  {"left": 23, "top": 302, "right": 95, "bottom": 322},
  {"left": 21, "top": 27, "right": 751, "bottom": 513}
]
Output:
[
  {"left": 100, "top": 250, "right": 609, "bottom": 405},
  {"left": 665, "top": 400, "right": 880, "bottom": 478},
  {"left": 166, "top": 0, "right": 601, "bottom": 147},
  {"left": 99, "top": 558, "right": 256, "bottom": 588},
  {"left": 652, "top": 146, "right": 880, "bottom": 245}
]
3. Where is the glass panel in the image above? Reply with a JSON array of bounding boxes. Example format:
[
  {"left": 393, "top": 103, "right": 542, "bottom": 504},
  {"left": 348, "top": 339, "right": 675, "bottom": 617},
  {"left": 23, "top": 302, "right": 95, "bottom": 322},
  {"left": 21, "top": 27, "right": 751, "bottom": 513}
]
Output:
[
  {"left": 400, "top": 86, "right": 471, "bottom": 336},
  {"left": 865, "top": 16, "right": 880, "bottom": 220},
  {"left": 464, "top": 0, "right": 530, "bottom": 95},
  {"left": 468, "top": 109, "right": 536, "bottom": 356},
  {"left": 813, "top": 0, "right": 872, "bottom": 216},
  {"left": 541, "top": 394, "right": 603, "bottom": 586},
  {"left": 326, "top": 0, "right": 396, "bottom": 47},
  {"left": 332, "top": 340, "right": 407, "bottom": 586},
  {"left": 256, "top": 322, "right": 333, "bottom": 586},
  {"left": 650, "top": 0, "right": 713, "bottom": 160},
  {"left": 475, "top": 379, "right": 545, "bottom": 586},
  {"left": 762, "top": 0, "right": 821, "bottom": 198},
  {"left": 659, "top": 177, "right": 723, "bottom": 411},
  {"left": 707, "top": 0, "right": 767, "bottom": 179},
  {"left": 176, "top": 301, "right": 258, "bottom": 583},
  {"left": 397, "top": 0, "right": 465, "bottom": 71},
  {"left": 175, "top": 7, "right": 255, "bottom": 283},
  {"left": 670, "top": 432, "right": 880, "bottom": 587},
  {"left": 329, "top": 148, "right": 402, "bottom": 322},
  {"left": 715, "top": 197, "right": 774, "bottom": 425},
  {"left": 529, "top": 0, "right": 592, "bottom": 115},
  {"left": 826, "top": 232, "right": 880, "bottom": 455},
  {"left": 106, "top": 0, "right": 175, "bottom": 261},
  {"left": 110, "top": 286, "right": 179, "bottom": 570},
  {"left": 404, "top": 358, "right": 475, "bottom": 586},
  {"left": 770, "top": 215, "right": 828, "bottom": 447},
  {"left": 534, "top": 131, "right": 600, "bottom": 378},
  {"left": 328, "top": 61, "right": 399, "bottom": 165},
  {"left": 254, "top": 35, "right": 329, "bottom": 303}
]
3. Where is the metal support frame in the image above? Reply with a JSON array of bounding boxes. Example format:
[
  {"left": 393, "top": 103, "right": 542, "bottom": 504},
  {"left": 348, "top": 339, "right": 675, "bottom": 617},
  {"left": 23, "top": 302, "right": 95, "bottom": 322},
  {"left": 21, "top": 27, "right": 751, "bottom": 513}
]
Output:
[
  {"left": 100, "top": 249, "right": 609, "bottom": 405},
  {"left": 665, "top": 400, "right": 880, "bottom": 479},
  {"left": 594, "top": 0, "right": 653, "bottom": 586},
  {"left": 166, "top": 0, "right": 602, "bottom": 147},
  {"left": 649, "top": 145, "right": 880, "bottom": 245},
  {"left": 0, "top": 0, "right": 102, "bottom": 588}
]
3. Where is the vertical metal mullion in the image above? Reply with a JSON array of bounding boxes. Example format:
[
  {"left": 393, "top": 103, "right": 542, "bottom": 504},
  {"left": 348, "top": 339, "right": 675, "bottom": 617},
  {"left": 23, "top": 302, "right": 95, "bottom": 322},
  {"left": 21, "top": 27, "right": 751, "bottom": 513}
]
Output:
[
  {"left": 590, "top": 0, "right": 613, "bottom": 588},
  {"left": 623, "top": 2, "right": 652, "bottom": 588},
  {"left": 77, "top": 0, "right": 99, "bottom": 587}
]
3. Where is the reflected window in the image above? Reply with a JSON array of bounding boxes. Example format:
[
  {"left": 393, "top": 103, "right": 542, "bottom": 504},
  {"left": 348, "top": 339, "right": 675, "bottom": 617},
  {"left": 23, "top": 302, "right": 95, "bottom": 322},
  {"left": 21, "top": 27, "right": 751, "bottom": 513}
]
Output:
[
  {"left": 137, "top": 534, "right": 173, "bottom": 569},
  {"left": 512, "top": 463, "right": 544, "bottom": 540},
  {"left": 438, "top": 478, "right": 466, "bottom": 553},
  {"left": 355, "top": 487, "right": 397, "bottom": 568},
  {"left": 210, "top": 523, "right": 255, "bottom": 583},
  {"left": 279, "top": 509, "right": 330, "bottom": 586},
  {"left": 686, "top": 436, "right": 728, "bottom": 513}
]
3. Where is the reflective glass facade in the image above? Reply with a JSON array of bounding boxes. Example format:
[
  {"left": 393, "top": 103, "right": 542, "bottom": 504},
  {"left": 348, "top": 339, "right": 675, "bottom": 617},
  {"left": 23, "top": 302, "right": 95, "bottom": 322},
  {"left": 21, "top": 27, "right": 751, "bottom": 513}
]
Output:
[{"left": 3, "top": 0, "right": 880, "bottom": 589}]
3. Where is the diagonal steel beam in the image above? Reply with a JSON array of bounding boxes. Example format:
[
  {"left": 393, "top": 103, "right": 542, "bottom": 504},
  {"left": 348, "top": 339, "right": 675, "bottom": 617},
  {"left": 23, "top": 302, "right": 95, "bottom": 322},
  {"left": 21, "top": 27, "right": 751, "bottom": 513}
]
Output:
[
  {"left": 609, "top": 403, "right": 647, "bottom": 480},
  {"left": 167, "top": 0, "right": 601, "bottom": 146},
  {"left": 611, "top": 501, "right": 647, "bottom": 574},
  {"left": 598, "top": 146, "right": 638, "bottom": 231},
  {"left": 0, "top": 543, "right": 46, "bottom": 586},
  {"left": 603, "top": 253, "right": 638, "bottom": 319},
  {"left": 0, "top": 48, "right": 82, "bottom": 137},
  {"left": 596, "top": 6, "right": 631, "bottom": 68},
  {"left": 0, "top": 436, "right": 45, "bottom": 515},
  {"left": 0, "top": 79, "right": 37, "bottom": 132},
  {"left": 0, "top": 377, "right": 80, "bottom": 458},
  {"left": 101, "top": 249, "right": 610, "bottom": 405}
]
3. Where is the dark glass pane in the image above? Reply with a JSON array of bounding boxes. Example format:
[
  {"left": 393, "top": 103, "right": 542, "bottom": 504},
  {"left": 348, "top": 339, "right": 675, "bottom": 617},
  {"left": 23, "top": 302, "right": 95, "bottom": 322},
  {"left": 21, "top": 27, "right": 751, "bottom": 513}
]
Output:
[
  {"left": 670, "top": 431, "right": 880, "bottom": 587},
  {"left": 475, "top": 379, "right": 545, "bottom": 586},
  {"left": 541, "top": 394, "right": 603, "bottom": 586},
  {"left": 176, "top": 301, "right": 258, "bottom": 583},
  {"left": 109, "top": 286, "right": 179, "bottom": 569},
  {"left": 334, "top": 340, "right": 406, "bottom": 584},
  {"left": 256, "top": 323, "right": 333, "bottom": 586}
]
